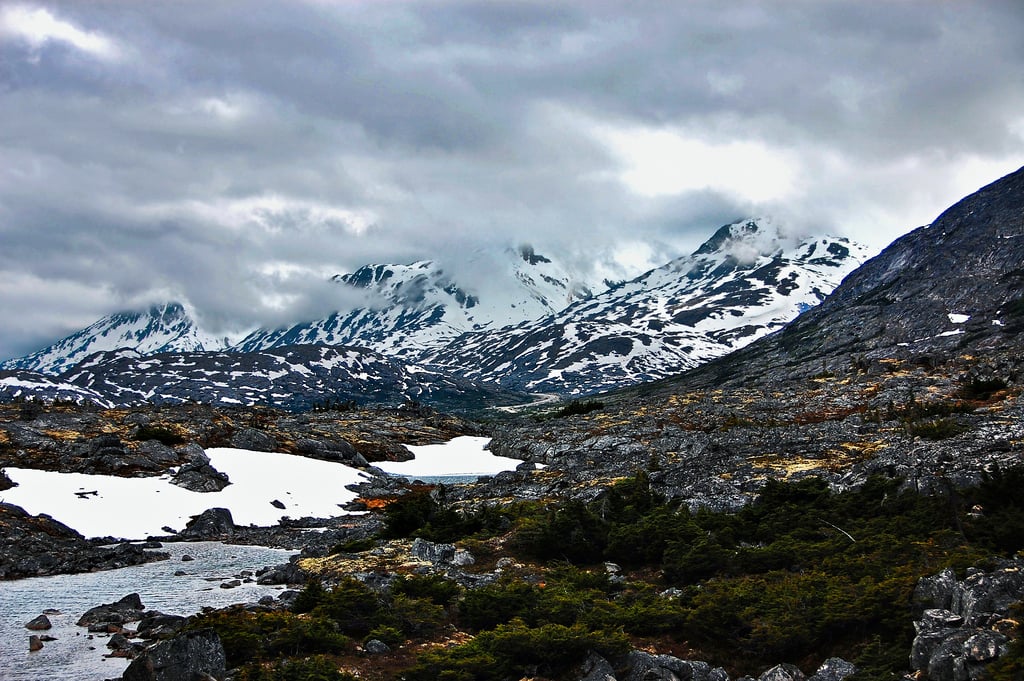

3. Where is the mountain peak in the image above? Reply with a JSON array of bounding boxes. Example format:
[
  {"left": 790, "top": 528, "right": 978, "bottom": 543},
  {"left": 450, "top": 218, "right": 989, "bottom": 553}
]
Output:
[{"left": 692, "top": 218, "right": 781, "bottom": 257}]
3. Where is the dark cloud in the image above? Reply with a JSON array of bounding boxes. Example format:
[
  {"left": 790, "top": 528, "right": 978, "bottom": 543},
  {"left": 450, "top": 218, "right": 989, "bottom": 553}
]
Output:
[{"left": 1, "top": 0, "right": 1023, "bottom": 359}]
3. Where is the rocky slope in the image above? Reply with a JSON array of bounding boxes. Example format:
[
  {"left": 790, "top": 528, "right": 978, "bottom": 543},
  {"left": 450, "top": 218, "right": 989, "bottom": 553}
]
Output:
[
  {"left": 8, "top": 345, "right": 528, "bottom": 412},
  {"left": 672, "top": 167, "right": 1024, "bottom": 389},
  {"left": 425, "top": 219, "right": 867, "bottom": 395}
]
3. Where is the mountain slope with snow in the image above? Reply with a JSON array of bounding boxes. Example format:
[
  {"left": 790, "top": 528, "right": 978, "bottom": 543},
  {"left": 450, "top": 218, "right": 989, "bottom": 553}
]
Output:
[
  {"left": 425, "top": 219, "right": 870, "bottom": 395},
  {"left": 55, "top": 344, "right": 526, "bottom": 412},
  {"left": 0, "top": 303, "right": 232, "bottom": 375},
  {"left": 234, "top": 246, "right": 601, "bottom": 358}
]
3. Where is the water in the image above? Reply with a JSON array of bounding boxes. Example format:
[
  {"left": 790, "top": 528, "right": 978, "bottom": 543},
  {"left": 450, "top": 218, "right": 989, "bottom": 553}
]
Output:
[{"left": 0, "top": 541, "right": 296, "bottom": 681}]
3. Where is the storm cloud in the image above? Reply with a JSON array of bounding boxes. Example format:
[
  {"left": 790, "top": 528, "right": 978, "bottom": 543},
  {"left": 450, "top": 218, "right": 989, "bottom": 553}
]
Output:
[{"left": 2, "top": 0, "right": 1023, "bottom": 359}]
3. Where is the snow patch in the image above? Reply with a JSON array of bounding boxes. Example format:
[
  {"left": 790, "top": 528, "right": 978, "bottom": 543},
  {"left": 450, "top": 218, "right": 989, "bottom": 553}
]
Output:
[
  {"left": 374, "top": 436, "right": 521, "bottom": 477},
  {"left": 2, "top": 448, "right": 368, "bottom": 539}
]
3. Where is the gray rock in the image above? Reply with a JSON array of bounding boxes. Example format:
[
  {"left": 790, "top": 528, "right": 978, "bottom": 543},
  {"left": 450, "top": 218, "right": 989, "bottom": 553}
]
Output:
[
  {"left": 230, "top": 427, "right": 278, "bottom": 452},
  {"left": 578, "top": 651, "right": 617, "bottom": 681},
  {"left": 364, "top": 638, "right": 390, "bottom": 654},
  {"left": 926, "top": 631, "right": 974, "bottom": 681},
  {"left": 77, "top": 593, "right": 146, "bottom": 627},
  {"left": 452, "top": 549, "right": 476, "bottom": 566},
  {"left": 29, "top": 635, "right": 43, "bottom": 651},
  {"left": 122, "top": 628, "right": 226, "bottom": 681},
  {"left": 962, "top": 630, "right": 1009, "bottom": 663},
  {"left": 624, "top": 650, "right": 711, "bottom": 681},
  {"left": 914, "top": 568, "right": 959, "bottom": 612},
  {"left": 410, "top": 537, "right": 456, "bottom": 564},
  {"left": 180, "top": 508, "right": 235, "bottom": 539},
  {"left": 25, "top": 614, "right": 52, "bottom": 630},
  {"left": 758, "top": 664, "right": 806, "bottom": 681},
  {"left": 807, "top": 658, "right": 857, "bottom": 681},
  {"left": 171, "top": 455, "right": 230, "bottom": 492},
  {"left": 136, "top": 613, "right": 187, "bottom": 640}
]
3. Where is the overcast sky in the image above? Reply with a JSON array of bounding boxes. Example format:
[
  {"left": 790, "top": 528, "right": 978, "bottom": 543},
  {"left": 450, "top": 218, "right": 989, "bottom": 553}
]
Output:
[{"left": 2, "top": 1, "right": 1024, "bottom": 360}]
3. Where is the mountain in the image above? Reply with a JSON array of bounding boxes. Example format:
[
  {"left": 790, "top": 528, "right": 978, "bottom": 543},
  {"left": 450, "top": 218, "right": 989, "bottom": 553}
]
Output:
[
  {"left": 0, "top": 303, "right": 232, "bottom": 375},
  {"left": 3, "top": 247, "right": 603, "bottom": 375},
  {"left": 0, "top": 370, "right": 113, "bottom": 407},
  {"left": 425, "top": 218, "right": 869, "bottom": 395},
  {"left": 234, "top": 246, "right": 601, "bottom": 358},
  {"left": 53, "top": 345, "right": 527, "bottom": 412},
  {"left": 673, "top": 166, "right": 1024, "bottom": 390}
]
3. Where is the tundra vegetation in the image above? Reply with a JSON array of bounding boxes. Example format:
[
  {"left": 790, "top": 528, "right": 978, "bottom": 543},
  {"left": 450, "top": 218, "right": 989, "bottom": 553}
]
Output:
[{"left": 189, "top": 468, "right": 1024, "bottom": 681}]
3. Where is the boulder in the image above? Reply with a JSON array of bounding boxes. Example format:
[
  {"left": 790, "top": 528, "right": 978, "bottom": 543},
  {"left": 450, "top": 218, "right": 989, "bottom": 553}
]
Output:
[
  {"left": 25, "top": 614, "right": 52, "bottom": 630},
  {"left": 410, "top": 537, "right": 456, "bottom": 564},
  {"left": 230, "top": 427, "right": 278, "bottom": 452},
  {"left": 295, "top": 437, "right": 359, "bottom": 463},
  {"left": 122, "top": 628, "right": 226, "bottom": 681},
  {"left": 171, "top": 460, "right": 230, "bottom": 493},
  {"left": 577, "top": 651, "right": 617, "bottom": 681},
  {"left": 77, "top": 593, "right": 146, "bottom": 627},
  {"left": 807, "top": 658, "right": 857, "bottom": 681},
  {"left": 623, "top": 650, "right": 712, "bottom": 681},
  {"left": 29, "top": 635, "right": 43, "bottom": 651},
  {"left": 136, "top": 612, "right": 187, "bottom": 640},
  {"left": 758, "top": 664, "right": 806, "bottom": 681},
  {"left": 180, "top": 508, "right": 235, "bottom": 539},
  {"left": 364, "top": 638, "right": 390, "bottom": 654}
]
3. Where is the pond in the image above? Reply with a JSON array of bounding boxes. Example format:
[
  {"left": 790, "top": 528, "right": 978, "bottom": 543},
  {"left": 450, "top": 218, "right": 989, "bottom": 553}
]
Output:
[{"left": 1, "top": 541, "right": 295, "bottom": 681}]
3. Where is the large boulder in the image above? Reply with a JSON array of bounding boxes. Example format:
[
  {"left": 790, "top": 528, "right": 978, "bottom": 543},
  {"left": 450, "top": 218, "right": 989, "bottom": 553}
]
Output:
[
  {"left": 122, "top": 628, "right": 226, "bottom": 681},
  {"left": 77, "top": 592, "right": 146, "bottom": 627},
  {"left": 180, "top": 508, "right": 235, "bottom": 539},
  {"left": 230, "top": 427, "right": 278, "bottom": 452},
  {"left": 171, "top": 445, "right": 229, "bottom": 492},
  {"left": 910, "top": 560, "right": 1023, "bottom": 680}
]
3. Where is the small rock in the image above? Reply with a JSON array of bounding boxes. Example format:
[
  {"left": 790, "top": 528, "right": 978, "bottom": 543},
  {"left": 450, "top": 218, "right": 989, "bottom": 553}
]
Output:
[
  {"left": 25, "top": 614, "right": 52, "bottom": 630},
  {"left": 29, "top": 635, "right": 43, "bottom": 652},
  {"left": 270, "top": 499, "right": 286, "bottom": 509},
  {"left": 181, "top": 555, "right": 194, "bottom": 562},
  {"left": 364, "top": 639, "right": 390, "bottom": 654},
  {"left": 220, "top": 580, "right": 241, "bottom": 589},
  {"left": 452, "top": 549, "right": 475, "bottom": 566}
]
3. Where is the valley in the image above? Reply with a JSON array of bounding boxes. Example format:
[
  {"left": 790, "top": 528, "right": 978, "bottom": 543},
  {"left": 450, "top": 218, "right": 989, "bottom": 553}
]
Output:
[{"left": 1, "top": 168, "right": 1023, "bottom": 680}]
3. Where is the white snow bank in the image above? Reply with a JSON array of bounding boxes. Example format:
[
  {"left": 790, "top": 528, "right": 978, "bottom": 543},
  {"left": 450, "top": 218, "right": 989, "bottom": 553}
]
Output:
[
  {"left": 2, "top": 448, "right": 367, "bottom": 539},
  {"left": 948, "top": 313, "right": 970, "bottom": 324},
  {"left": 374, "top": 436, "right": 521, "bottom": 477}
]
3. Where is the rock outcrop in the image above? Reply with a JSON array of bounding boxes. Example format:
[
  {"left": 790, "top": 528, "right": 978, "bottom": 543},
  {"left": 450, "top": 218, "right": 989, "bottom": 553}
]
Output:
[
  {"left": 0, "top": 503, "right": 168, "bottom": 580},
  {"left": 179, "top": 508, "right": 235, "bottom": 539},
  {"left": 122, "top": 628, "right": 226, "bottom": 681},
  {"left": 910, "top": 559, "right": 1023, "bottom": 680}
]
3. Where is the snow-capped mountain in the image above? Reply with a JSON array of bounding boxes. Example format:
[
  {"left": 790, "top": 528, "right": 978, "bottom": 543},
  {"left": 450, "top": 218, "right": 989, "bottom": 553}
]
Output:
[
  {"left": 424, "top": 219, "right": 870, "bottom": 395},
  {"left": 234, "top": 246, "right": 601, "bottom": 358},
  {"left": 0, "top": 303, "right": 233, "bottom": 375},
  {"left": 54, "top": 345, "right": 526, "bottom": 412}
]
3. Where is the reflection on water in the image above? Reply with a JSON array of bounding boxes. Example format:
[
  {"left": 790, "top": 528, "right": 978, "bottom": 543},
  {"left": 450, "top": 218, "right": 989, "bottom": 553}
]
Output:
[{"left": 0, "top": 541, "right": 296, "bottom": 681}]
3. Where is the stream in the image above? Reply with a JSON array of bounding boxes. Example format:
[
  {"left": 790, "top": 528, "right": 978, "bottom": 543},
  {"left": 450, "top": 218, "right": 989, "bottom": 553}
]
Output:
[{"left": 1, "top": 541, "right": 295, "bottom": 681}]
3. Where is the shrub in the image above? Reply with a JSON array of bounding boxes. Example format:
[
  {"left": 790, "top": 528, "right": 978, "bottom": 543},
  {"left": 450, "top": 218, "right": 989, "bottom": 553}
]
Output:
[
  {"left": 554, "top": 400, "right": 604, "bottom": 417},
  {"left": 134, "top": 423, "right": 187, "bottom": 446}
]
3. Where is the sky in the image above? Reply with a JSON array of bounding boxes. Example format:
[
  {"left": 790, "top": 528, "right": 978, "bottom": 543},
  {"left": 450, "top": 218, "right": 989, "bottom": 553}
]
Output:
[{"left": 2, "top": 1, "right": 1024, "bottom": 361}]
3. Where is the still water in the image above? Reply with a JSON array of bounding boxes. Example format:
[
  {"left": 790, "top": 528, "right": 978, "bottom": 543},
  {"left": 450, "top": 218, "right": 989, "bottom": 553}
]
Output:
[{"left": 0, "top": 541, "right": 296, "bottom": 681}]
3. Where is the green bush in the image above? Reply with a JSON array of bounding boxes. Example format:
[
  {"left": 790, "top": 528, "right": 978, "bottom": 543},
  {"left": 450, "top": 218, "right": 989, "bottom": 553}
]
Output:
[
  {"left": 403, "top": 620, "right": 628, "bottom": 681},
  {"left": 236, "top": 655, "right": 357, "bottom": 681},
  {"left": 554, "top": 400, "right": 604, "bottom": 417},
  {"left": 391, "top": 573, "right": 462, "bottom": 607}
]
